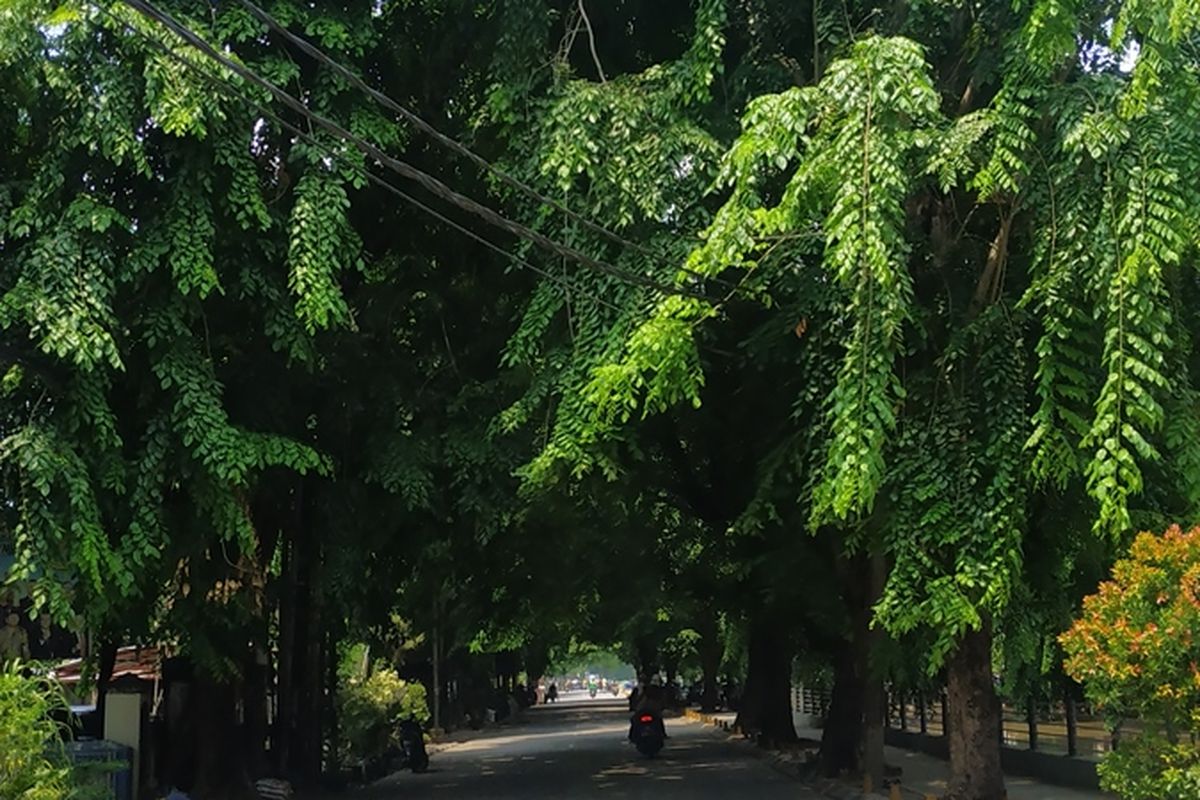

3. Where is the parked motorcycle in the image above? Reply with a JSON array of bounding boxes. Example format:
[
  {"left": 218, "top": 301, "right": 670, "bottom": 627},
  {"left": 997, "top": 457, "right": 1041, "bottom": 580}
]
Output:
[
  {"left": 630, "top": 711, "right": 665, "bottom": 757},
  {"left": 397, "top": 719, "right": 430, "bottom": 773}
]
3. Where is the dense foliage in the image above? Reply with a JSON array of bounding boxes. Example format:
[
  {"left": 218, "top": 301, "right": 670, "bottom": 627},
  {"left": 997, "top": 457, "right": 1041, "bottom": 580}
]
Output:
[
  {"left": 338, "top": 662, "right": 429, "bottom": 767},
  {"left": 2, "top": 0, "right": 1199, "bottom": 797},
  {"left": 0, "top": 664, "right": 72, "bottom": 800},
  {"left": 1062, "top": 526, "right": 1200, "bottom": 800}
]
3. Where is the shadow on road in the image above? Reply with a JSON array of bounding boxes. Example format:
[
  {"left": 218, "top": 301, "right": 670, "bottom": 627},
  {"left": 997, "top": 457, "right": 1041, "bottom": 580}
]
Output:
[{"left": 345, "top": 697, "right": 811, "bottom": 799}]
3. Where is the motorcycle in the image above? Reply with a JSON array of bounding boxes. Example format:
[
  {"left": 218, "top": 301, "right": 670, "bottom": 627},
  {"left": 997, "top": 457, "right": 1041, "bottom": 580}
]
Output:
[
  {"left": 630, "top": 711, "right": 665, "bottom": 757},
  {"left": 589, "top": 685, "right": 598, "bottom": 698},
  {"left": 397, "top": 719, "right": 430, "bottom": 773}
]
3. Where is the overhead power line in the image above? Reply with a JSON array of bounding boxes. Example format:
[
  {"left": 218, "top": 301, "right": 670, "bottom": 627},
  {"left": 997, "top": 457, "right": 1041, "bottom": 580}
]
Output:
[
  {"left": 119, "top": 0, "right": 709, "bottom": 301},
  {"left": 92, "top": 3, "right": 626, "bottom": 315},
  {"left": 234, "top": 0, "right": 726, "bottom": 288}
]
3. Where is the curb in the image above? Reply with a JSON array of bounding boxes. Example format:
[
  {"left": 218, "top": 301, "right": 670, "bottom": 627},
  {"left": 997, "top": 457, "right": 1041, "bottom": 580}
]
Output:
[{"left": 682, "top": 707, "right": 736, "bottom": 734}]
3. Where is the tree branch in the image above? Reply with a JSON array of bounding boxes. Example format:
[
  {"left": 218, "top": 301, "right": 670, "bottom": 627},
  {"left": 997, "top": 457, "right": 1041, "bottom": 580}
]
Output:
[
  {"left": 968, "top": 210, "right": 1013, "bottom": 317},
  {"left": 577, "top": 0, "right": 607, "bottom": 83}
]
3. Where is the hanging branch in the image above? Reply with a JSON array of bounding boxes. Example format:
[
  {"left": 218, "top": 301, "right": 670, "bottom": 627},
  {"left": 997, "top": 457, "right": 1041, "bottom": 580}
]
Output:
[{"left": 577, "top": 0, "right": 607, "bottom": 83}]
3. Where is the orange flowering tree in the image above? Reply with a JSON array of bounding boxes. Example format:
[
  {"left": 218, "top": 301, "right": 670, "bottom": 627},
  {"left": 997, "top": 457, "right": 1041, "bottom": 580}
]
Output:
[{"left": 1061, "top": 526, "right": 1200, "bottom": 800}]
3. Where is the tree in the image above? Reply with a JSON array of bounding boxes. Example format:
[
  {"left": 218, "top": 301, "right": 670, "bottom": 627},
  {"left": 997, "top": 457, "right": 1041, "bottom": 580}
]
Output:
[
  {"left": 0, "top": 663, "right": 74, "bottom": 800},
  {"left": 1062, "top": 525, "right": 1200, "bottom": 800},
  {"left": 5, "top": 3, "right": 1200, "bottom": 797},
  {"left": 495, "top": 3, "right": 1200, "bottom": 798}
]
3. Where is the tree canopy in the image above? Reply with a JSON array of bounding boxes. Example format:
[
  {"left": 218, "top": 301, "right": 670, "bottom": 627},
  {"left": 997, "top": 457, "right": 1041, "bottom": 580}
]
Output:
[{"left": 2, "top": 1, "right": 1199, "bottom": 799}]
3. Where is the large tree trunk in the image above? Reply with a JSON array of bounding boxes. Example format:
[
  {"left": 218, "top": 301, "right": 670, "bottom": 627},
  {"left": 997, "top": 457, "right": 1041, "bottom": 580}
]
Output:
[
  {"left": 633, "top": 636, "right": 659, "bottom": 681},
  {"left": 189, "top": 671, "right": 257, "bottom": 800},
  {"left": 819, "top": 644, "right": 864, "bottom": 776},
  {"left": 275, "top": 478, "right": 326, "bottom": 784},
  {"left": 94, "top": 639, "right": 119, "bottom": 737},
  {"left": 432, "top": 608, "right": 442, "bottom": 730},
  {"left": 944, "top": 624, "right": 1005, "bottom": 800},
  {"left": 819, "top": 550, "right": 885, "bottom": 780},
  {"left": 243, "top": 652, "right": 270, "bottom": 779},
  {"left": 734, "top": 617, "right": 797, "bottom": 746},
  {"left": 295, "top": 541, "right": 325, "bottom": 781},
  {"left": 247, "top": 486, "right": 284, "bottom": 779},
  {"left": 664, "top": 655, "right": 679, "bottom": 689},
  {"left": 860, "top": 551, "right": 887, "bottom": 789},
  {"left": 325, "top": 629, "right": 339, "bottom": 777},
  {"left": 699, "top": 611, "right": 721, "bottom": 712},
  {"left": 274, "top": 481, "right": 302, "bottom": 775},
  {"left": 1064, "top": 680, "right": 1078, "bottom": 757},
  {"left": 162, "top": 659, "right": 196, "bottom": 793}
]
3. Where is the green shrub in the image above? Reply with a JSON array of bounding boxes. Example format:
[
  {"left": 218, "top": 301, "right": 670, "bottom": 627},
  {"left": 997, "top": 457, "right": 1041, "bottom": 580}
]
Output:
[
  {"left": 338, "top": 664, "right": 429, "bottom": 765},
  {"left": 0, "top": 662, "right": 73, "bottom": 800},
  {"left": 1061, "top": 525, "right": 1200, "bottom": 799}
]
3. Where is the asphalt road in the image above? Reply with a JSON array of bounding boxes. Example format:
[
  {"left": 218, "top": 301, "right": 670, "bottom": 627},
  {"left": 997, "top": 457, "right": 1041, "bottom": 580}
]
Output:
[{"left": 356, "top": 693, "right": 821, "bottom": 799}]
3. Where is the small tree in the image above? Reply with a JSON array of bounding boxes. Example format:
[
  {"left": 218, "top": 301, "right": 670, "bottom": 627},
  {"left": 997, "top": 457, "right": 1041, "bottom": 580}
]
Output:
[
  {"left": 337, "top": 663, "right": 430, "bottom": 767},
  {"left": 1061, "top": 526, "right": 1200, "bottom": 800},
  {"left": 0, "top": 664, "right": 72, "bottom": 800}
]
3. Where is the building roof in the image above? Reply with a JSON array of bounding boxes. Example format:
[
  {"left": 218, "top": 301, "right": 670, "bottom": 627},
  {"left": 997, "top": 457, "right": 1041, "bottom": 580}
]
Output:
[{"left": 52, "top": 646, "right": 161, "bottom": 684}]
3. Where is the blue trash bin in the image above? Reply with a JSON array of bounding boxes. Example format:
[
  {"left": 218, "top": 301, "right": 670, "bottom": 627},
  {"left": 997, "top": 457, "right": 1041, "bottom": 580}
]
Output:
[{"left": 66, "top": 739, "right": 134, "bottom": 800}]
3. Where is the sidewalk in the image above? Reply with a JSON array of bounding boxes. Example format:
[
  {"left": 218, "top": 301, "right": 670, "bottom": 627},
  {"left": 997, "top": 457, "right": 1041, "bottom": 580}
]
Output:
[
  {"left": 688, "top": 710, "right": 1114, "bottom": 800},
  {"left": 868, "top": 735, "right": 1113, "bottom": 800}
]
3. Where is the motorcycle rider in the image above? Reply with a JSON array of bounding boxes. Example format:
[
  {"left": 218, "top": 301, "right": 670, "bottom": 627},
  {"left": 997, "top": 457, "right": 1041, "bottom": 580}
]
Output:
[{"left": 628, "top": 676, "right": 668, "bottom": 741}]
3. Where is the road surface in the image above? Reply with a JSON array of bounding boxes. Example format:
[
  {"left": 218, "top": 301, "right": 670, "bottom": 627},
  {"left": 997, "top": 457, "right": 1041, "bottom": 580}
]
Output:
[{"left": 357, "top": 693, "right": 820, "bottom": 799}]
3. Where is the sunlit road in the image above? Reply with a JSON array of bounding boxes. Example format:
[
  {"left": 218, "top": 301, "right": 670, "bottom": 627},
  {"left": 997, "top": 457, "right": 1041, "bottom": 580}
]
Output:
[{"left": 357, "top": 692, "right": 819, "bottom": 799}]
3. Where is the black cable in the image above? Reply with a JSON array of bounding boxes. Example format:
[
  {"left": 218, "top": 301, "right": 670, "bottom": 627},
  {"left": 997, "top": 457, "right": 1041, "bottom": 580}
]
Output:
[
  {"left": 234, "top": 0, "right": 729, "bottom": 289},
  {"left": 92, "top": 3, "right": 626, "bottom": 315},
  {"left": 119, "top": 0, "right": 709, "bottom": 301}
]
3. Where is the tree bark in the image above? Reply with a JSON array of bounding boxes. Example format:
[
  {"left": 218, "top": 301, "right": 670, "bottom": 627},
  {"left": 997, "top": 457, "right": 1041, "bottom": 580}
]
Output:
[
  {"left": 247, "top": 487, "right": 284, "bottom": 779},
  {"left": 819, "top": 645, "right": 863, "bottom": 776},
  {"left": 325, "top": 629, "right": 339, "bottom": 776},
  {"left": 1026, "top": 696, "right": 1038, "bottom": 751},
  {"left": 274, "top": 480, "right": 303, "bottom": 775},
  {"left": 1064, "top": 683, "right": 1078, "bottom": 757},
  {"left": 244, "top": 652, "right": 270, "bottom": 779},
  {"left": 944, "top": 624, "right": 1006, "bottom": 800},
  {"left": 278, "top": 478, "right": 324, "bottom": 784},
  {"left": 432, "top": 597, "right": 442, "bottom": 730},
  {"left": 861, "top": 552, "right": 887, "bottom": 789},
  {"left": 699, "top": 610, "right": 721, "bottom": 712},
  {"left": 296, "top": 546, "right": 324, "bottom": 781},
  {"left": 734, "top": 617, "right": 796, "bottom": 746},
  {"left": 95, "top": 639, "right": 119, "bottom": 735},
  {"left": 634, "top": 637, "right": 658, "bottom": 681},
  {"left": 664, "top": 656, "right": 679, "bottom": 689},
  {"left": 818, "top": 550, "right": 885, "bottom": 780},
  {"left": 189, "top": 671, "right": 257, "bottom": 800}
]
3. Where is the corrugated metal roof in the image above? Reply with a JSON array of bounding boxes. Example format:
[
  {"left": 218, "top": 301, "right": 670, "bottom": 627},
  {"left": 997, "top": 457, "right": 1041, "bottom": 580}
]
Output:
[{"left": 52, "top": 646, "right": 161, "bottom": 684}]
